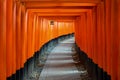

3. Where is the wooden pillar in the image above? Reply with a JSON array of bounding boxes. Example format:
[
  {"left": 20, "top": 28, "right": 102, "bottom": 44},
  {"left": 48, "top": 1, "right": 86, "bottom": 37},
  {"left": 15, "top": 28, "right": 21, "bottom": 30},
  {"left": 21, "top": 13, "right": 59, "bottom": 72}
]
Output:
[
  {"left": 0, "top": 0, "right": 6, "bottom": 80},
  {"left": 96, "top": 3, "right": 105, "bottom": 69},
  {"left": 118, "top": 0, "right": 120, "bottom": 79},
  {"left": 92, "top": 7, "right": 97, "bottom": 64},
  {"left": 82, "top": 13, "right": 87, "bottom": 53},
  {"left": 35, "top": 16, "right": 38, "bottom": 51},
  {"left": 35, "top": 16, "right": 39, "bottom": 52},
  {"left": 75, "top": 16, "right": 81, "bottom": 48},
  {"left": 16, "top": 1, "right": 22, "bottom": 71},
  {"left": 105, "top": 0, "right": 120, "bottom": 79},
  {"left": 21, "top": 3, "right": 27, "bottom": 68},
  {"left": 12, "top": 0, "right": 17, "bottom": 75},
  {"left": 110, "top": 0, "right": 119, "bottom": 80},
  {"left": 105, "top": 0, "right": 112, "bottom": 76},
  {"left": 27, "top": 11, "right": 34, "bottom": 59},
  {"left": 38, "top": 17, "right": 42, "bottom": 49},
  {"left": 86, "top": 10, "right": 93, "bottom": 58},
  {"left": 55, "top": 21, "right": 58, "bottom": 38},
  {"left": 32, "top": 14, "right": 36, "bottom": 55},
  {"left": 6, "top": 0, "right": 14, "bottom": 77}
]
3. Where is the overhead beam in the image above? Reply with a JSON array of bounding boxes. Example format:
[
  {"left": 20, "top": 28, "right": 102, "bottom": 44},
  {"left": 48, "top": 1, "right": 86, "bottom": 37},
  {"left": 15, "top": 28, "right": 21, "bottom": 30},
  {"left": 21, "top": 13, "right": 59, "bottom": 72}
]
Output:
[
  {"left": 25, "top": 2, "right": 96, "bottom": 9},
  {"left": 35, "top": 12, "right": 86, "bottom": 16},
  {"left": 38, "top": 16, "right": 76, "bottom": 20},
  {"left": 21, "top": 0, "right": 102, "bottom": 3},
  {"left": 37, "top": 14, "right": 81, "bottom": 16},
  {"left": 27, "top": 8, "right": 91, "bottom": 17},
  {"left": 27, "top": 8, "right": 90, "bottom": 13},
  {"left": 39, "top": 16, "right": 76, "bottom": 22}
]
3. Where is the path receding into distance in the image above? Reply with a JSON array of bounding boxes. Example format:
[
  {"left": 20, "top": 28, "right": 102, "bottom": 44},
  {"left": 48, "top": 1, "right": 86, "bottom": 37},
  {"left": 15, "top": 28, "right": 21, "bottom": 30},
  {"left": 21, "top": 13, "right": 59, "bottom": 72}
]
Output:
[{"left": 39, "top": 37, "right": 89, "bottom": 80}]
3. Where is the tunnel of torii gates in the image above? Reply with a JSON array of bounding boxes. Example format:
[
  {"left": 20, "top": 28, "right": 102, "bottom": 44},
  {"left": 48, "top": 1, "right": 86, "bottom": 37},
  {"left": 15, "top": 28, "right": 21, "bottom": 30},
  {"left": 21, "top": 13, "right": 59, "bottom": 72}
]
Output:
[{"left": 0, "top": 0, "right": 120, "bottom": 80}]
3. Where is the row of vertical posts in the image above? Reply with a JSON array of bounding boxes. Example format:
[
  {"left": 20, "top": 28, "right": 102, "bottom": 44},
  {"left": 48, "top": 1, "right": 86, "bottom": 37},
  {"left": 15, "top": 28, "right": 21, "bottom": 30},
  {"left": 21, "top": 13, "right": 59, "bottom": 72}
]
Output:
[
  {"left": 75, "top": 1, "right": 120, "bottom": 80},
  {"left": 0, "top": 1, "right": 74, "bottom": 79}
]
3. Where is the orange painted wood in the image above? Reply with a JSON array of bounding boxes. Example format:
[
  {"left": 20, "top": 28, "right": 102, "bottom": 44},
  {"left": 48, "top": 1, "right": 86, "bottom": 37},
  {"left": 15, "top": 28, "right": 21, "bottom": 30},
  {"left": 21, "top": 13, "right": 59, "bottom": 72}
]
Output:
[
  {"left": 100, "top": 3, "right": 106, "bottom": 72},
  {"left": 118, "top": 3, "right": 120, "bottom": 79},
  {"left": 3, "top": 1, "right": 120, "bottom": 80},
  {"left": 39, "top": 18, "right": 44, "bottom": 47},
  {"left": 6, "top": 0, "right": 14, "bottom": 77},
  {"left": 16, "top": 2, "right": 22, "bottom": 70},
  {"left": 21, "top": 4, "right": 28, "bottom": 67},
  {"left": 21, "top": 0, "right": 101, "bottom": 3},
  {"left": 104, "top": 0, "right": 120, "bottom": 79},
  {"left": 74, "top": 1, "right": 120, "bottom": 80},
  {"left": 0, "top": 0, "right": 7, "bottom": 80},
  {"left": 110, "top": 0, "right": 119, "bottom": 79},
  {"left": 105, "top": 0, "right": 112, "bottom": 75},
  {"left": 12, "top": 2, "right": 17, "bottom": 74},
  {"left": 36, "top": 13, "right": 85, "bottom": 16},
  {"left": 28, "top": 9, "right": 90, "bottom": 13},
  {"left": 35, "top": 16, "right": 39, "bottom": 52},
  {"left": 96, "top": 4, "right": 105, "bottom": 69},
  {"left": 27, "top": 12, "right": 34, "bottom": 59},
  {"left": 31, "top": 14, "right": 36, "bottom": 56},
  {"left": 25, "top": 2, "right": 96, "bottom": 9},
  {"left": 92, "top": 7, "right": 98, "bottom": 64},
  {"left": 40, "top": 16, "right": 76, "bottom": 20},
  {"left": 118, "top": 0, "right": 120, "bottom": 79}
]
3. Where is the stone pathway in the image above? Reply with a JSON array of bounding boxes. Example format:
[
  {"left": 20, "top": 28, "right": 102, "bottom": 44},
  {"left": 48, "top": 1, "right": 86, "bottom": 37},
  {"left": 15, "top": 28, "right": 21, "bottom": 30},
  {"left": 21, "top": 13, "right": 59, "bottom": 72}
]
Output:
[{"left": 39, "top": 37, "right": 90, "bottom": 80}]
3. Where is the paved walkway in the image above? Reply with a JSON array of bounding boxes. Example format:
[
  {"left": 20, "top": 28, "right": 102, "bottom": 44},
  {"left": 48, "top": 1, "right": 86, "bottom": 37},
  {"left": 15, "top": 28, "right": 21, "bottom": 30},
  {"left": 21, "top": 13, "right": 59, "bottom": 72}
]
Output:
[{"left": 39, "top": 37, "right": 87, "bottom": 80}]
